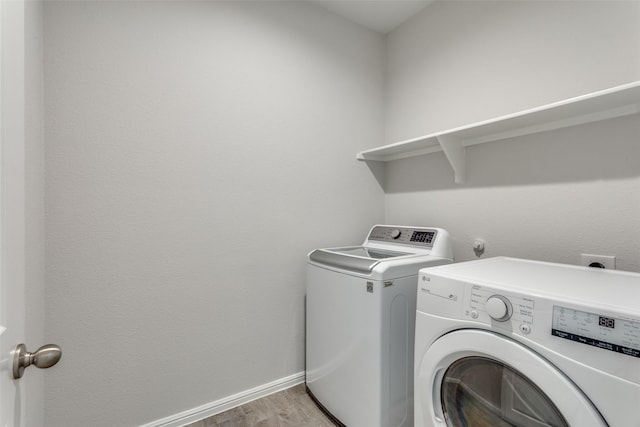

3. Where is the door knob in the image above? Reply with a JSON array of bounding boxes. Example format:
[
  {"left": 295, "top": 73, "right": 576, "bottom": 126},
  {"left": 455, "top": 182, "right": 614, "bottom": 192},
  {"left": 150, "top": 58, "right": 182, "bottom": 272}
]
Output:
[{"left": 12, "top": 343, "right": 62, "bottom": 379}]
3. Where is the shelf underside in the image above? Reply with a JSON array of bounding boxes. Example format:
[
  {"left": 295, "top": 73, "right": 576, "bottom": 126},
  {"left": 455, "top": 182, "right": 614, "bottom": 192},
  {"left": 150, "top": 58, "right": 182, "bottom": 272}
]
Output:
[{"left": 357, "top": 81, "right": 640, "bottom": 183}]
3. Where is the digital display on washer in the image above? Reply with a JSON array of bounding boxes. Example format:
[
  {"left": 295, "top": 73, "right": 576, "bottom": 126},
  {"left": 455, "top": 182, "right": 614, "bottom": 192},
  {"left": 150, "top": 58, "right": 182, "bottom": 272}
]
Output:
[
  {"left": 599, "top": 316, "right": 615, "bottom": 329},
  {"left": 552, "top": 306, "right": 640, "bottom": 358},
  {"left": 410, "top": 231, "right": 434, "bottom": 244}
]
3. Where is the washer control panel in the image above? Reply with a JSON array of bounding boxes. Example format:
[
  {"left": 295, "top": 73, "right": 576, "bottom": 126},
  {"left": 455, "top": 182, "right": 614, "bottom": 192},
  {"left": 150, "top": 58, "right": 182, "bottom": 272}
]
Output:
[
  {"left": 461, "top": 284, "right": 640, "bottom": 359},
  {"left": 368, "top": 226, "right": 437, "bottom": 248},
  {"left": 552, "top": 306, "right": 640, "bottom": 358},
  {"left": 467, "top": 285, "right": 534, "bottom": 326}
]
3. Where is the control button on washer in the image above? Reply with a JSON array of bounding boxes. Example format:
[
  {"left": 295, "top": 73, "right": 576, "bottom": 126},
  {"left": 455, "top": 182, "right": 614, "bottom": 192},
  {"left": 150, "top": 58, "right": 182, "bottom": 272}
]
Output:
[
  {"left": 520, "top": 324, "right": 531, "bottom": 334},
  {"left": 470, "top": 310, "right": 479, "bottom": 319}
]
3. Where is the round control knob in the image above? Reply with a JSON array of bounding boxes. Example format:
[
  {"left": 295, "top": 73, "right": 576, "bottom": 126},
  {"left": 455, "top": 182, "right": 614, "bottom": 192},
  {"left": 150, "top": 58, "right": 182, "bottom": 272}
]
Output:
[
  {"left": 486, "top": 295, "right": 512, "bottom": 321},
  {"left": 390, "top": 229, "right": 401, "bottom": 239}
]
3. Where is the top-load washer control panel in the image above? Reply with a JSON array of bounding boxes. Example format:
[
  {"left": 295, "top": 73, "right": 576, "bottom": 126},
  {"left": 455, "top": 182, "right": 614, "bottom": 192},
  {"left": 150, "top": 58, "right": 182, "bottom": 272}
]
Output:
[{"left": 367, "top": 225, "right": 437, "bottom": 248}]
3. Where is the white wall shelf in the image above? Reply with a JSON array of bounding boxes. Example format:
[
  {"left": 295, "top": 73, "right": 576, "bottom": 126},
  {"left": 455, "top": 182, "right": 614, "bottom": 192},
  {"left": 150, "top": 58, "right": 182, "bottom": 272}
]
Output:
[{"left": 357, "top": 81, "right": 640, "bottom": 184}]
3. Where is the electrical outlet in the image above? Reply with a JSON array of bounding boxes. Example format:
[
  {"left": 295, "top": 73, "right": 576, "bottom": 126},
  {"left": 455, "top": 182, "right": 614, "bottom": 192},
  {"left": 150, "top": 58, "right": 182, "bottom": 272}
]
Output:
[{"left": 581, "top": 254, "right": 616, "bottom": 269}]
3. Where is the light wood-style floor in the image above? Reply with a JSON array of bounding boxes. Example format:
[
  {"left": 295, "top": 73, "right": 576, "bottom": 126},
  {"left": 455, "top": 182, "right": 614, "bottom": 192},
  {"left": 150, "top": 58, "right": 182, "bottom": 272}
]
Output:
[{"left": 186, "top": 384, "right": 339, "bottom": 427}]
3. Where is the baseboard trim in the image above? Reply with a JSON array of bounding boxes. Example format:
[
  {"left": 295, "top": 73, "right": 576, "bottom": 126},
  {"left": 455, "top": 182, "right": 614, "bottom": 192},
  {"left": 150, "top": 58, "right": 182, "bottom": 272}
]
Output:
[{"left": 141, "top": 371, "right": 306, "bottom": 427}]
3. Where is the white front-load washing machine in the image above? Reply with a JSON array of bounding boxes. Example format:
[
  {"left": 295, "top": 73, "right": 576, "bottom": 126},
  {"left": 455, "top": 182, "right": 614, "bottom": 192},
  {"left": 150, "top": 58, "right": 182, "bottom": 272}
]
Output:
[
  {"left": 306, "top": 225, "right": 453, "bottom": 427},
  {"left": 415, "top": 257, "right": 640, "bottom": 427}
]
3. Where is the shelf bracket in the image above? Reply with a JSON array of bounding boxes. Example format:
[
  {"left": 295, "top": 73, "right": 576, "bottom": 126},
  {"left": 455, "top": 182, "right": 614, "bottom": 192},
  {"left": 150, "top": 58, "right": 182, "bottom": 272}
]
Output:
[{"left": 437, "top": 135, "right": 465, "bottom": 184}]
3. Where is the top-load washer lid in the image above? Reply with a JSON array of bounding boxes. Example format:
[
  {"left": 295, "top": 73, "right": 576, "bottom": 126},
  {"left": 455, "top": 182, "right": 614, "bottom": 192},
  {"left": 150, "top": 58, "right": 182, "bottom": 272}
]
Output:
[
  {"left": 309, "top": 225, "right": 453, "bottom": 276},
  {"left": 308, "top": 225, "right": 454, "bottom": 275},
  {"left": 332, "top": 246, "right": 411, "bottom": 259},
  {"left": 309, "top": 246, "right": 414, "bottom": 273}
]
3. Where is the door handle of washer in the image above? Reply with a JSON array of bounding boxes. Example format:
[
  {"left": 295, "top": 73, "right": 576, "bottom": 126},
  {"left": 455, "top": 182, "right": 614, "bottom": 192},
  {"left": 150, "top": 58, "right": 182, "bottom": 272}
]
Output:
[{"left": 12, "top": 343, "right": 62, "bottom": 379}]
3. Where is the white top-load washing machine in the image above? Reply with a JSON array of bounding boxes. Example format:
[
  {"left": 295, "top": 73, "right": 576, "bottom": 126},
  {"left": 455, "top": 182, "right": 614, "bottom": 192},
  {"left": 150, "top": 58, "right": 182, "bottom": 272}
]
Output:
[
  {"left": 415, "top": 257, "right": 640, "bottom": 427},
  {"left": 306, "top": 225, "right": 453, "bottom": 427}
]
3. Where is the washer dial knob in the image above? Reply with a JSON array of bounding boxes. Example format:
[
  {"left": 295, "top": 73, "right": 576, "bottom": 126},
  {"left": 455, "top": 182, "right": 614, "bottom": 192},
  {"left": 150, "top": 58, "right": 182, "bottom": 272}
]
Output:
[
  {"left": 390, "top": 229, "right": 402, "bottom": 239},
  {"left": 486, "top": 295, "right": 513, "bottom": 321}
]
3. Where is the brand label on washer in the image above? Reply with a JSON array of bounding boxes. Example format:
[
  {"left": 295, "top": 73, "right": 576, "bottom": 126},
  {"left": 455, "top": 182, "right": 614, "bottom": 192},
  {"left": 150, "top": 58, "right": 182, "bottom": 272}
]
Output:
[{"left": 366, "top": 282, "right": 374, "bottom": 293}]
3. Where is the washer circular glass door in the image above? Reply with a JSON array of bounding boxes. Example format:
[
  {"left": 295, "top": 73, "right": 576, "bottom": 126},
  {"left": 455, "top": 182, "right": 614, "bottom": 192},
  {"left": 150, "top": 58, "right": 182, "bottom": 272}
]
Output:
[
  {"left": 416, "top": 329, "right": 606, "bottom": 427},
  {"left": 441, "top": 356, "right": 566, "bottom": 426}
]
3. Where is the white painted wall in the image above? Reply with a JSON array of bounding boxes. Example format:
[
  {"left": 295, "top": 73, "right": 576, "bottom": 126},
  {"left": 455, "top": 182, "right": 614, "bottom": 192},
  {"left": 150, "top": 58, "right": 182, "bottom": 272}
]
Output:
[
  {"left": 384, "top": 0, "right": 640, "bottom": 270},
  {"left": 42, "top": 0, "right": 640, "bottom": 425},
  {"left": 43, "top": 1, "right": 384, "bottom": 426},
  {"left": 386, "top": 0, "right": 640, "bottom": 142}
]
